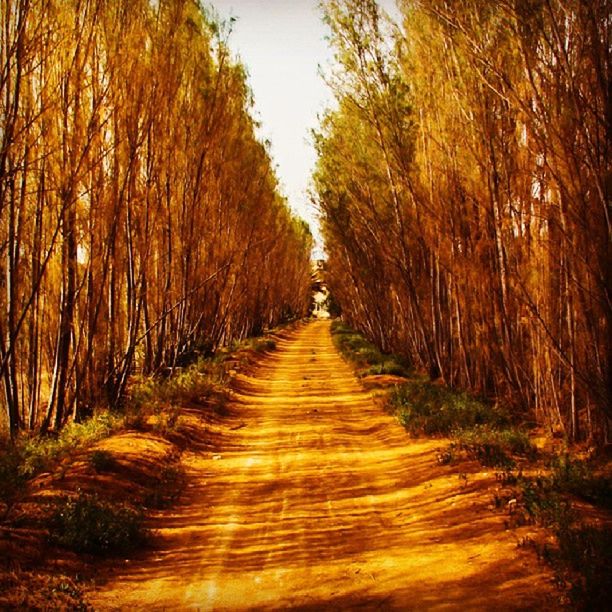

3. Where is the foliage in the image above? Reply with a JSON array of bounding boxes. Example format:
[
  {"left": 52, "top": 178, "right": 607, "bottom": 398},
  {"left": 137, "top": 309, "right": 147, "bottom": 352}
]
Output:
[
  {"left": 145, "top": 461, "right": 186, "bottom": 509},
  {"left": 0, "top": 0, "right": 312, "bottom": 437},
  {"left": 498, "top": 456, "right": 611, "bottom": 608},
  {"left": 453, "top": 426, "right": 535, "bottom": 468},
  {"left": 549, "top": 454, "right": 612, "bottom": 508},
  {"left": 50, "top": 492, "right": 146, "bottom": 555},
  {"left": 331, "top": 320, "right": 410, "bottom": 377},
  {"left": 391, "top": 381, "right": 509, "bottom": 436},
  {"left": 249, "top": 338, "right": 277, "bottom": 353},
  {"left": 0, "top": 571, "right": 89, "bottom": 610},
  {"left": 315, "top": 0, "right": 610, "bottom": 444},
  {"left": 0, "top": 412, "right": 122, "bottom": 502},
  {"left": 0, "top": 444, "right": 25, "bottom": 504}
]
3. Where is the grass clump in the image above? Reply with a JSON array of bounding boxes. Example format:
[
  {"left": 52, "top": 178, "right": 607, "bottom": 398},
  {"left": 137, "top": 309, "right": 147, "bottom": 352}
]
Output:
[
  {"left": 130, "top": 356, "right": 229, "bottom": 414},
  {"left": 1, "top": 412, "right": 123, "bottom": 503},
  {"left": 145, "top": 460, "right": 186, "bottom": 509},
  {"left": 330, "top": 320, "right": 409, "bottom": 377},
  {"left": 0, "top": 571, "right": 89, "bottom": 610},
  {"left": 513, "top": 473, "right": 611, "bottom": 608},
  {"left": 363, "top": 359, "right": 408, "bottom": 377},
  {"left": 390, "top": 378, "right": 536, "bottom": 469},
  {"left": 496, "top": 455, "right": 611, "bottom": 608},
  {"left": 50, "top": 491, "right": 146, "bottom": 555},
  {"left": 549, "top": 453, "right": 612, "bottom": 508},
  {"left": 249, "top": 338, "right": 277, "bottom": 353},
  {"left": 391, "top": 380, "right": 509, "bottom": 437},
  {"left": 454, "top": 425, "right": 535, "bottom": 468},
  {"left": 249, "top": 338, "right": 276, "bottom": 353}
]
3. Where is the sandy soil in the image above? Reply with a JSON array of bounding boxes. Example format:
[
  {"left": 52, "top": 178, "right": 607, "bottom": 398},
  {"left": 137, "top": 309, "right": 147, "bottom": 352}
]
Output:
[{"left": 89, "top": 320, "right": 558, "bottom": 610}]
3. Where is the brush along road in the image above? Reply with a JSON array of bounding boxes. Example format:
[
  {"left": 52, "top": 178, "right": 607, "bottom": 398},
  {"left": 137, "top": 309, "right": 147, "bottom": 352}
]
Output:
[{"left": 89, "top": 320, "right": 556, "bottom": 610}]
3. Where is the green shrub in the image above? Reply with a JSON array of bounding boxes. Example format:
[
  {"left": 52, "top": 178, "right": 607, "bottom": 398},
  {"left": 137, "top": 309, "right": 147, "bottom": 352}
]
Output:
[
  {"left": 5, "top": 412, "right": 122, "bottom": 481},
  {"left": 151, "top": 407, "right": 182, "bottom": 436},
  {"left": 455, "top": 426, "right": 536, "bottom": 468},
  {"left": 550, "top": 454, "right": 612, "bottom": 508},
  {"left": 330, "top": 321, "right": 409, "bottom": 375},
  {"left": 130, "top": 357, "right": 229, "bottom": 412},
  {"left": 391, "top": 381, "right": 510, "bottom": 436},
  {"left": 250, "top": 338, "right": 276, "bottom": 353},
  {"left": 363, "top": 359, "right": 409, "bottom": 378},
  {"left": 509, "top": 470, "right": 610, "bottom": 608},
  {"left": 515, "top": 474, "right": 574, "bottom": 527},
  {"left": 50, "top": 492, "right": 146, "bottom": 554}
]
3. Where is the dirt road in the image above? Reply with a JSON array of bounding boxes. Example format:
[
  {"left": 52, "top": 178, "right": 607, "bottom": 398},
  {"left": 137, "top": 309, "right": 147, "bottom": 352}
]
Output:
[{"left": 90, "top": 320, "right": 556, "bottom": 610}]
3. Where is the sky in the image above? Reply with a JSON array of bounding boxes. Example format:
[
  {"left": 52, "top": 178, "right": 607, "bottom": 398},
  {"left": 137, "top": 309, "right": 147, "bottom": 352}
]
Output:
[{"left": 209, "top": 0, "right": 401, "bottom": 255}]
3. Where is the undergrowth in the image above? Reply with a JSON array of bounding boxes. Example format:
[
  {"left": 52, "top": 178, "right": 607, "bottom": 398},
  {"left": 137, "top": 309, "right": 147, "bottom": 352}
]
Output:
[
  {"left": 0, "top": 571, "right": 89, "bottom": 610},
  {"left": 50, "top": 491, "right": 147, "bottom": 555},
  {"left": 391, "top": 381, "right": 510, "bottom": 436},
  {"left": 0, "top": 327, "right": 265, "bottom": 505},
  {"left": 497, "top": 454, "right": 612, "bottom": 608},
  {"left": 388, "top": 366, "right": 534, "bottom": 468},
  {"left": 1, "top": 412, "right": 122, "bottom": 506},
  {"left": 332, "top": 319, "right": 612, "bottom": 606},
  {"left": 330, "top": 320, "right": 410, "bottom": 378}
]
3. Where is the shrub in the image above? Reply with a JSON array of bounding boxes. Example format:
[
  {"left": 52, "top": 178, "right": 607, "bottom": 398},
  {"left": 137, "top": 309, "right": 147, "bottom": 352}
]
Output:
[
  {"left": 363, "top": 359, "right": 409, "bottom": 378},
  {"left": 330, "top": 321, "right": 410, "bottom": 375},
  {"left": 130, "top": 357, "right": 229, "bottom": 412},
  {"left": 250, "top": 338, "right": 276, "bottom": 353},
  {"left": 508, "top": 470, "right": 610, "bottom": 608},
  {"left": 3, "top": 412, "right": 122, "bottom": 483},
  {"left": 391, "top": 381, "right": 510, "bottom": 436},
  {"left": 455, "top": 426, "right": 536, "bottom": 468},
  {"left": 50, "top": 492, "right": 146, "bottom": 554},
  {"left": 550, "top": 454, "right": 612, "bottom": 508}
]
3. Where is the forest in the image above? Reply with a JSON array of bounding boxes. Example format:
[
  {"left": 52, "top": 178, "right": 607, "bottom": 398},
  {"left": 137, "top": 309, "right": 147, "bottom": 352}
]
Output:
[
  {"left": 0, "top": 0, "right": 610, "bottom": 608},
  {"left": 315, "top": 0, "right": 610, "bottom": 445},
  {"left": 0, "top": 0, "right": 312, "bottom": 437}
]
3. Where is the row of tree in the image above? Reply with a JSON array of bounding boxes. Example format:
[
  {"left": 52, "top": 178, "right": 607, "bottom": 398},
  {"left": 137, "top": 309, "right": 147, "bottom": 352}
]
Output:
[
  {"left": 315, "top": 0, "right": 609, "bottom": 443},
  {"left": 0, "top": 0, "right": 312, "bottom": 436}
]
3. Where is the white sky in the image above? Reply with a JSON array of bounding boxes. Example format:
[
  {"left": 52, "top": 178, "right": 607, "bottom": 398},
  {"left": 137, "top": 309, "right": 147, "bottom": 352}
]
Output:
[{"left": 209, "top": 0, "right": 401, "bottom": 255}]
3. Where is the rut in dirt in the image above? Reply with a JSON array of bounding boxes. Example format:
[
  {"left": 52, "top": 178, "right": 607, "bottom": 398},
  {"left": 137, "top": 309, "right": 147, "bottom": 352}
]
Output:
[{"left": 90, "top": 320, "right": 556, "bottom": 610}]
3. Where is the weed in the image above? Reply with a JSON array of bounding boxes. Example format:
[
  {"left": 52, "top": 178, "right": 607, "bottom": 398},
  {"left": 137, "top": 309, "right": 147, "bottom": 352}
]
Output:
[
  {"left": 517, "top": 475, "right": 575, "bottom": 527},
  {"left": 249, "top": 338, "right": 276, "bottom": 353},
  {"left": 0, "top": 571, "right": 90, "bottom": 610},
  {"left": 391, "top": 381, "right": 510, "bottom": 437},
  {"left": 436, "top": 447, "right": 456, "bottom": 465},
  {"left": 362, "top": 359, "right": 409, "bottom": 378},
  {"left": 0, "top": 411, "right": 122, "bottom": 497},
  {"left": 50, "top": 491, "right": 146, "bottom": 555},
  {"left": 455, "top": 426, "right": 535, "bottom": 468},
  {"left": 151, "top": 407, "right": 182, "bottom": 437},
  {"left": 549, "top": 453, "right": 612, "bottom": 508}
]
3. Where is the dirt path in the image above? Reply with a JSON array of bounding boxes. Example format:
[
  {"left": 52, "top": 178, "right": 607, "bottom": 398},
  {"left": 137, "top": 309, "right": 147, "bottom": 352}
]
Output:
[{"left": 90, "top": 320, "right": 556, "bottom": 610}]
